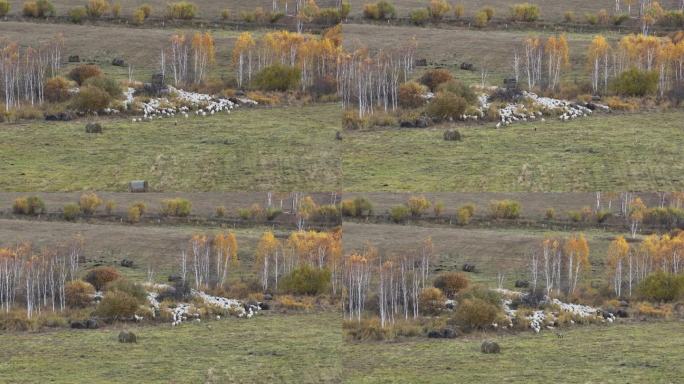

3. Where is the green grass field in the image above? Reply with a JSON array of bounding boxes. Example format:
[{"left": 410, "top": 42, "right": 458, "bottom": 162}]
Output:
[
  {"left": 0, "top": 311, "right": 343, "bottom": 384},
  {"left": 1, "top": 311, "right": 681, "bottom": 383},
  {"left": 0, "top": 104, "right": 341, "bottom": 192},
  {"left": 343, "top": 321, "right": 684, "bottom": 383},
  {"left": 342, "top": 111, "right": 684, "bottom": 192}
]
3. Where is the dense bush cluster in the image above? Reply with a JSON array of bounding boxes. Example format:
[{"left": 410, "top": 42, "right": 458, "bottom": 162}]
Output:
[
  {"left": 433, "top": 272, "right": 469, "bottom": 298},
  {"left": 160, "top": 198, "right": 192, "bottom": 217},
  {"left": 637, "top": 272, "right": 684, "bottom": 302},
  {"left": 85, "top": 266, "right": 121, "bottom": 290},
  {"left": 254, "top": 64, "right": 301, "bottom": 91},
  {"left": 166, "top": 1, "right": 196, "bottom": 20},
  {"left": 0, "top": 0, "right": 11, "bottom": 17},
  {"left": 281, "top": 265, "right": 331, "bottom": 295},
  {"left": 510, "top": 3, "right": 540, "bottom": 22},
  {"left": 12, "top": 196, "right": 46, "bottom": 215},
  {"left": 22, "top": 0, "right": 55, "bottom": 18},
  {"left": 363, "top": 1, "right": 396, "bottom": 20},
  {"left": 340, "top": 197, "right": 373, "bottom": 218},
  {"left": 611, "top": 68, "right": 659, "bottom": 97},
  {"left": 489, "top": 200, "right": 521, "bottom": 219}
]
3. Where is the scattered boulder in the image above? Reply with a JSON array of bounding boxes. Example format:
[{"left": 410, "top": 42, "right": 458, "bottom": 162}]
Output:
[
  {"left": 462, "top": 263, "right": 476, "bottom": 273},
  {"left": 259, "top": 302, "right": 270, "bottom": 310},
  {"left": 263, "top": 293, "right": 273, "bottom": 301},
  {"left": 428, "top": 328, "right": 459, "bottom": 339},
  {"left": 120, "top": 259, "right": 134, "bottom": 268},
  {"left": 615, "top": 309, "right": 629, "bottom": 318},
  {"left": 68, "top": 55, "right": 80, "bottom": 63},
  {"left": 415, "top": 116, "right": 431, "bottom": 128},
  {"left": 70, "top": 318, "right": 98, "bottom": 329},
  {"left": 399, "top": 119, "right": 416, "bottom": 128},
  {"left": 335, "top": 131, "right": 343, "bottom": 141},
  {"left": 443, "top": 129, "right": 462, "bottom": 141},
  {"left": 45, "top": 111, "right": 74, "bottom": 121},
  {"left": 168, "top": 274, "right": 182, "bottom": 283},
  {"left": 503, "top": 78, "right": 518, "bottom": 89},
  {"left": 460, "top": 62, "right": 474, "bottom": 71},
  {"left": 112, "top": 58, "right": 126, "bottom": 67},
  {"left": 118, "top": 330, "right": 137, "bottom": 343},
  {"left": 481, "top": 340, "right": 500, "bottom": 354},
  {"left": 514, "top": 280, "right": 530, "bottom": 288},
  {"left": 415, "top": 58, "right": 428, "bottom": 67},
  {"left": 85, "top": 122, "right": 103, "bottom": 133}
]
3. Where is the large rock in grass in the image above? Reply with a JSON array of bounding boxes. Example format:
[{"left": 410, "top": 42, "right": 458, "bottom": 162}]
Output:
[
  {"left": 443, "top": 129, "right": 462, "bottom": 141},
  {"left": 118, "top": 330, "right": 137, "bottom": 343},
  {"left": 85, "top": 122, "right": 103, "bottom": 133},
  {"left": 481, "top": 340, "right": 500, "bottom": 354}
]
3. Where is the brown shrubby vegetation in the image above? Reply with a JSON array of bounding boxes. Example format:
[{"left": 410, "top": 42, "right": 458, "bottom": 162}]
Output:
[
  {"left": 433, "top": 272, "right": 469, "bottom": 298},
  {"left": 85, "top": 266, "right": 121, "bottom": 290},
  {"left": 65, "top": 280, "right": 96, "bottom": 308}
]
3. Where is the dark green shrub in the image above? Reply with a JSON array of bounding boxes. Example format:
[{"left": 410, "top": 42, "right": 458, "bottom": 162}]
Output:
[
  {"left": 390, "top": 204, "right": 409, "bottom": 223},
  {"left": 596, "top": 210, "right": 612, "bottom": 223},
  {"left": 106, "top": 279, "right": 147, "bottom": 302},
  {"left": 71, "top": 85, "right": 110, "bottom": 112},
  {"left": 453, "top": 297, "right": 501, "bottom": 330},
  {"left": 0, "top": 1, "right": 10, "bottom": 17},
  {"left": 254, "top": 64, "right": 300, "bottom": 91},
  {"left": 266, "top": 207, "right": 283, "bottom": 221},
  {"left": 426, "top": 92, "right": 467, "bottom": 121},
  {"left": 63, "top": 203, "right": 80, "bottom": 221},
  {"left": 410, "top": 8, "right": 430, "bottom": 25},
  {"left": 281, "top": 265, "right": 331, "bottom": 295},
  {"left": 611, "top": 68, "right": 658, "bottom": 97},
  {"left": 83, "top": 76, "right": 122, "bottom": 98},
  {"left": 96, "top": 290, "right": 139, "bottom": 319},
  {"left": 637, "top": 272, "right": 684, "bottom": 302},
  {"left": 437, "top": 79, "right": 477, "bottom": 104},
  {"left": 460, "top": 284, "right": 502, "bottom": 306},
  {"left": 612, "top": 13, "right": 629, "bottom": 25},
  {"left": 353, "top": 196, "right": 373, "bottom": 217}
]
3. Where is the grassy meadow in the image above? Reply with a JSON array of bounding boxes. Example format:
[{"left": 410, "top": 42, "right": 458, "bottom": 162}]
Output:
[
  {"left": 0, "top": 311, "right": 344, "bottom": 384},
  {"left": 0, "top": 104, "right": 341, "bottom": 192},
  {"left": 343, "top": 321, "right": 684, "bottom": 383},
  {"left": 342, "top": 111, "right": 684, "bottom": 192}
]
